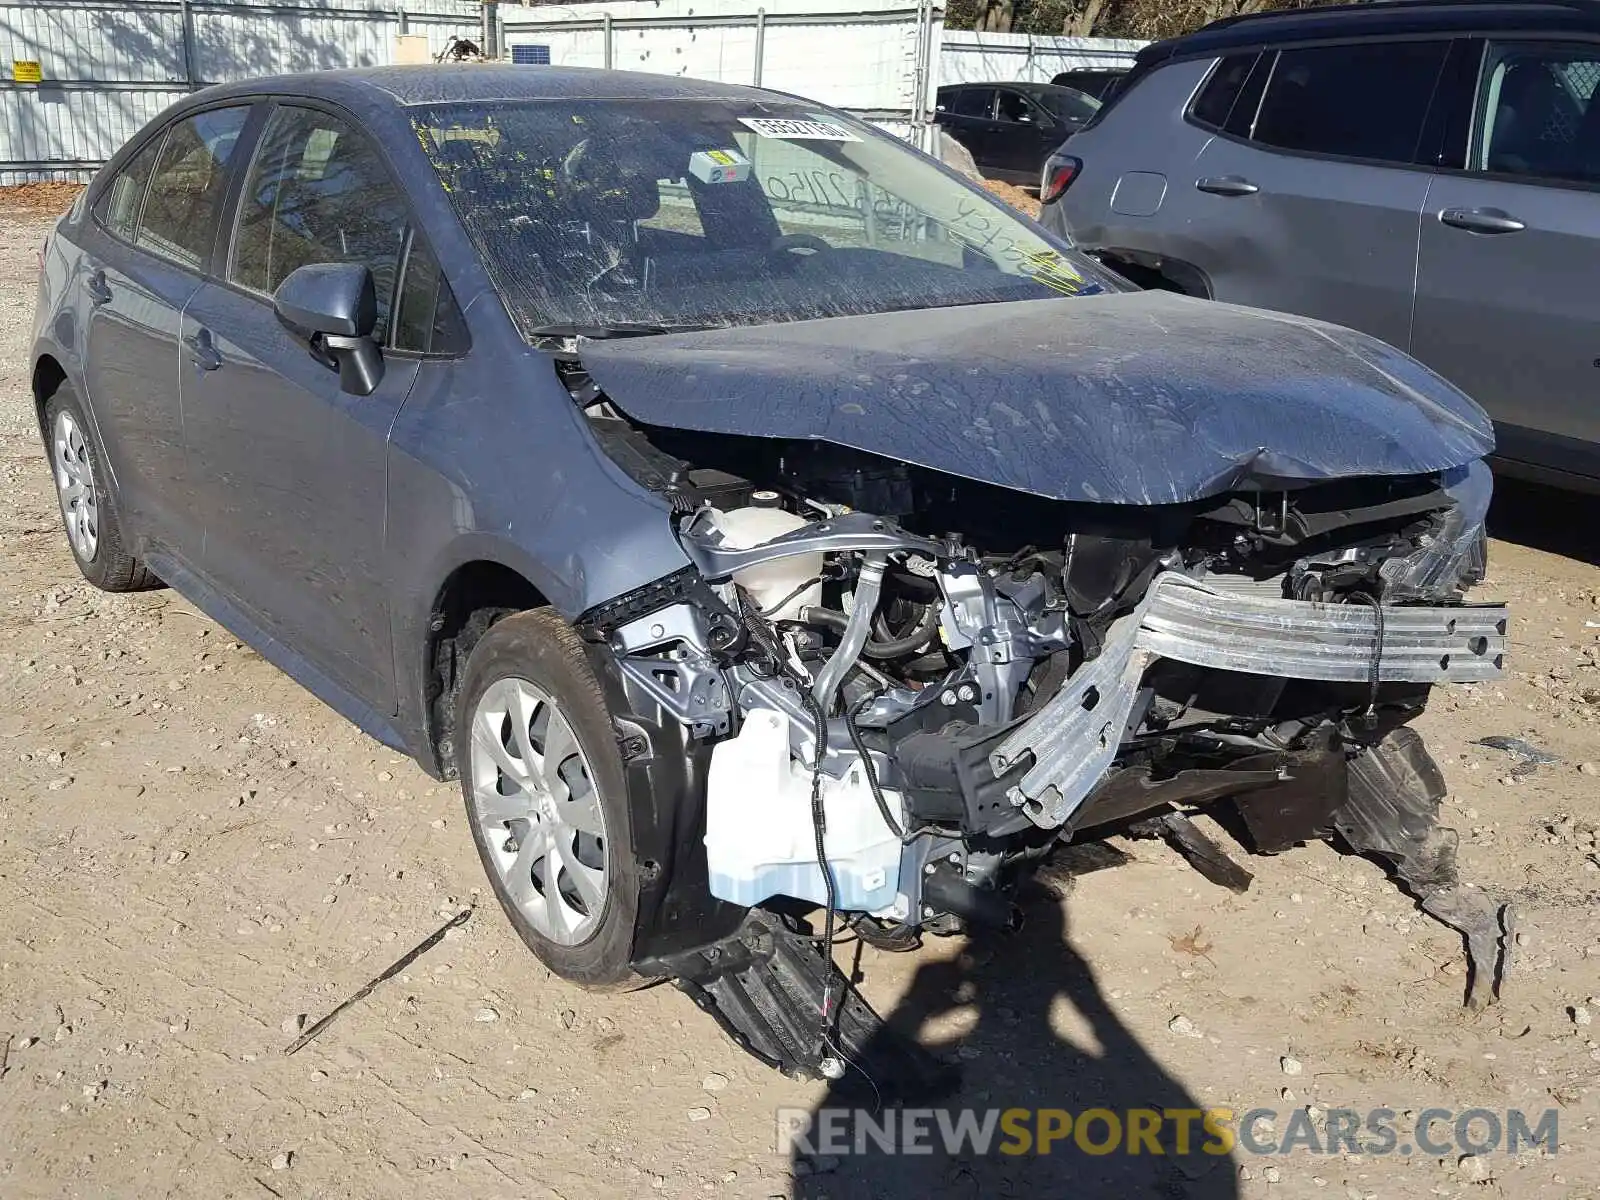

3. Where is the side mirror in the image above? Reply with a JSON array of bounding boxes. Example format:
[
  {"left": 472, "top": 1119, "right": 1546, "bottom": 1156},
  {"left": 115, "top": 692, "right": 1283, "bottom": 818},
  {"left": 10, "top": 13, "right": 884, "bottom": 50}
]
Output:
[{"left": 273, "top": 262, "right": 385, "bottom": 396}]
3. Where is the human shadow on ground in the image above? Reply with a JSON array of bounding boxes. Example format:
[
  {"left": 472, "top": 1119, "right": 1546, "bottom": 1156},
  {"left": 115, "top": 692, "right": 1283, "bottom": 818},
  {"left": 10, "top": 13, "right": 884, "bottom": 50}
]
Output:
[{"left": 789, "top": 880, "right": 1242, "bottom": 1199}]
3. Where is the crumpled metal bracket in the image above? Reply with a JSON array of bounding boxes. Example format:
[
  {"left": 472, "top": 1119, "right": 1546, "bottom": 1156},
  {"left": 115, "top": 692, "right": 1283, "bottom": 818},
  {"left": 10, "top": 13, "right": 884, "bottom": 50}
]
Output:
[{"left": 1335, "top": 727, "right": 1513, "bottom": 1009}]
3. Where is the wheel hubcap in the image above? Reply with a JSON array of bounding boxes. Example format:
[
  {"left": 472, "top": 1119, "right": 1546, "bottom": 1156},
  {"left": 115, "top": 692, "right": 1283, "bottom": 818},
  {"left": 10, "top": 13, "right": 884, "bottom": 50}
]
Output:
[
  {"left": 52, "top": 410, "right": 98, "bottom": 562},
  {"left": 468, "top": 677, "right": 609, "bottom": 945}
]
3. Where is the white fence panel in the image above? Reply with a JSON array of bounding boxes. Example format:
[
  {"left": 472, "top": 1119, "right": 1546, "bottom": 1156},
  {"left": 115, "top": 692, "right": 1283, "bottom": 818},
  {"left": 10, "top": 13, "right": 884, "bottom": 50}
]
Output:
[
  {"left": 0, "top": 86, "right": 188, "bottom": 173},
  {"left": 938, "top": 31, "right": 1144, "bottom": 86},
  {"left": 3, "top": 3, "right": 187, "bottom": 83},
  {"left": 501, "top": 0, "right": 941, "bottom": 146},
  {"left": 0, "top": 0, "right": 481, "bottom": 183}
]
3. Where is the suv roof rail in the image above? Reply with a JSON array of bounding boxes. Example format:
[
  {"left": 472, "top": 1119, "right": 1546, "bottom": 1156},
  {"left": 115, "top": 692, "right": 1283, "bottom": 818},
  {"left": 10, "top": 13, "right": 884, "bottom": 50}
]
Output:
[
  {"left": 1203, "top": 0, "right": 1600, "bottom": 30},
  {"left": 1140, "top": 0, "right": 1600, "bottom": 63}
]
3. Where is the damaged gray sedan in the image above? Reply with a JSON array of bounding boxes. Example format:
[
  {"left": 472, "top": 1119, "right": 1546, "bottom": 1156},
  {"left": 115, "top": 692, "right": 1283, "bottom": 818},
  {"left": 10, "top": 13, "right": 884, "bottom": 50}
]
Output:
[{"left": 33, "top": 66, "right": 1509, "bottom": 1082}]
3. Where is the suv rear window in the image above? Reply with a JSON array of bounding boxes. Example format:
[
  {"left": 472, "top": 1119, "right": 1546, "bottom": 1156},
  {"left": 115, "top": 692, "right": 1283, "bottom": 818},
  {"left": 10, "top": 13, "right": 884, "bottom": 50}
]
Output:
[{"left": 1253, "top": 41, "right": 1450, "bottom": 164}]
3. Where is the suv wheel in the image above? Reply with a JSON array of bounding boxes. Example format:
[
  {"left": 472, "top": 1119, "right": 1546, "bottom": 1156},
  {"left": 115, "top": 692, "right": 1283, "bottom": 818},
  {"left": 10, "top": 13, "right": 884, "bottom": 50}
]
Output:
[
  {"left": 43, "top": 385, "right": 161, "bottom": 592},
  {"left": 454, "top": 608, "right": 641, "bottom": 987}
]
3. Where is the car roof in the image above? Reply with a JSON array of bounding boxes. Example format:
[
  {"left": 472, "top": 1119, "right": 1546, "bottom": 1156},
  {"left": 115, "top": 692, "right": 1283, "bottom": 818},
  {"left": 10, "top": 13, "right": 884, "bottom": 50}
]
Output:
[
  {"left": 939, "top": 80, "right": 1089, "bottom": 94},
  {"left": 1144, "top": 0, "right": 1600, "bottom": 67},
  {"left": 192, "top": 64, "right": 783, "bottom": 109}
]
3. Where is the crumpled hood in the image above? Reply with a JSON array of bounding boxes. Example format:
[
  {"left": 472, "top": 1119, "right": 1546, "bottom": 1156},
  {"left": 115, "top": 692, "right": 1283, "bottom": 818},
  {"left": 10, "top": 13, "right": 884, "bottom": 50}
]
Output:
[{"left": 581, "top": 291, "right": 1494, "bottom": 504}]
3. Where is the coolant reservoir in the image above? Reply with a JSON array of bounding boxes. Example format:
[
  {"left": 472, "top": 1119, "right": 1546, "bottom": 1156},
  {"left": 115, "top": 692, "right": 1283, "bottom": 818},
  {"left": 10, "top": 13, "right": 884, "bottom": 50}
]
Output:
[{"left": 706, "top": 505, "right": 823, "bottom": 622}]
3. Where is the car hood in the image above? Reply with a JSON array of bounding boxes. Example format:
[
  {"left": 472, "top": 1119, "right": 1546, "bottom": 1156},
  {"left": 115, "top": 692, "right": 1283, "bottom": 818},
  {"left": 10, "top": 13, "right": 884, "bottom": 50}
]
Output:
[{"left": 581, "top": 291, "right": 1494, "bottom": 505}]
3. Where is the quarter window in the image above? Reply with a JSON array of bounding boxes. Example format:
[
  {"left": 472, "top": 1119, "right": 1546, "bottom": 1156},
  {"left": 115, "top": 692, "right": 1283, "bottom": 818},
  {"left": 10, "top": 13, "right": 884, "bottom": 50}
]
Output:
[
  {"left": 1253, "top": 41, "right": 1450, "bottom": 164},
  {"left": 93, "top": 137, "right": 162, "bottom": 241},
  {"left": 230, "top": 106, "right": 411, "bottom": 341},
  {"left": 391, "top": 235, "right": 468, "bottom": 355},
  {"left": 1190, "top": 53, "right": 1259, "bottom": 132},
  {"left": 135, "top": 107, "right": 250, "bottom": 268},
  {"left": 1475, "top": 41, "right": 1600, "bottom": 183}
]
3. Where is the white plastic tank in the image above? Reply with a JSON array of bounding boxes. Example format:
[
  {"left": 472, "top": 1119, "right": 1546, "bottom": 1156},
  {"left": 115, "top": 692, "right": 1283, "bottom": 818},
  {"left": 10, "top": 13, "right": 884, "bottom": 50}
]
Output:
[
  {"left": 705, "top": 505, "right": 823, "bottom": 622},
  {"left": 704, "top": 708, "right": 904, "bottom": 911}
]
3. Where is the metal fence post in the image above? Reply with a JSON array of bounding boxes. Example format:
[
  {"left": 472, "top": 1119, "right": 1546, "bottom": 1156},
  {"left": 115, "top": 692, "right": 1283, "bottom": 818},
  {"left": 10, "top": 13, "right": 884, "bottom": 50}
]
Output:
[
  {"left": 180, "top": 0, "right": 198, "bottom": 90},
  {"left": 482, "top": 0, "right": 499, "bottom": 58},
  {"left": 753, "top": 8, "right": 766, "bottom": 85},
  {"left": 603, "top": 12, "right": 613, "bottom": 69}
]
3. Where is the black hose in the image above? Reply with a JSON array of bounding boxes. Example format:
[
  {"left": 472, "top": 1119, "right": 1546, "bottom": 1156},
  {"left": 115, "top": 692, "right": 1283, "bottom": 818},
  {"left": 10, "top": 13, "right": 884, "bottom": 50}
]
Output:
[
  {"left": 845, "top": 694, "right": 905, "bottom": 840},
  {"left": 803, "top": 603, "right": 941, "bottom": 660},
  {"left": 1346, "top": 590, "right": 1385, "bottom": 719},
  {"left": 758, "top": 575, "right": 824, "bottom": 619}
]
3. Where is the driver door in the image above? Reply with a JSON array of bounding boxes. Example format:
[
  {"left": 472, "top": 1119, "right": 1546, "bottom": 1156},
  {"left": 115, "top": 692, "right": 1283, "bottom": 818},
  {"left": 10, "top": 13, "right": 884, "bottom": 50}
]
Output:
[{"left": 180, "top": 103, "right": 429, "bottom": 714}]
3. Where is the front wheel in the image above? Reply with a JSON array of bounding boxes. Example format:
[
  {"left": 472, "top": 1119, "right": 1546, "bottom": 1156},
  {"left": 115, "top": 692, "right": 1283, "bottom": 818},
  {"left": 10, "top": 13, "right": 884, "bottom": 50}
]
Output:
[{"left": 454, "top": 608, "right": 642, "bottom": 987}]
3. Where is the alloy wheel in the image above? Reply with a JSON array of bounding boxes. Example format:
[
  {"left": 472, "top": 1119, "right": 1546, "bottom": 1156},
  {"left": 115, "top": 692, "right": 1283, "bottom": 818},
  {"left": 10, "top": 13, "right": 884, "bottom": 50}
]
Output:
[
  {"left": 468, "top": 677, "right": 610, "bottom": 945},
  {"left": 52, "top": 410, "right": 98, "bottom": 562}
]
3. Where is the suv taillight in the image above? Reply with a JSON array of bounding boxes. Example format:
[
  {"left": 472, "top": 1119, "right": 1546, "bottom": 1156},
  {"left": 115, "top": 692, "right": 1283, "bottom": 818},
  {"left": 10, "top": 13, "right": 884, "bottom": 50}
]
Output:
[{"left": 1040, "top": 155, "right": 1081, "bottom": 205}]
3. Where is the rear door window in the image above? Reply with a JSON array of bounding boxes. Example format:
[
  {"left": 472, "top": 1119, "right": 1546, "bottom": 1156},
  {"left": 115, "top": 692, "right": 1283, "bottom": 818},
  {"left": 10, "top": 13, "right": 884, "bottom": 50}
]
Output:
[
  {"left": 1190, "top": 53, "right": 1260, "bottom": 131},
  {"left": 1252, "top": 41, "right": 1451, "bottom": 164},
  {"left": 950, "top": 87, "right": 996, "bottom": 119},
  {"left": 230, "top": 105, "right": 413, "bottom": 342},
  {"left": 1474, "top": 41, "right": 1600, "bottom": 183},
  {"left": 134, "top": 107, "right": 251, "bottom": 268}
]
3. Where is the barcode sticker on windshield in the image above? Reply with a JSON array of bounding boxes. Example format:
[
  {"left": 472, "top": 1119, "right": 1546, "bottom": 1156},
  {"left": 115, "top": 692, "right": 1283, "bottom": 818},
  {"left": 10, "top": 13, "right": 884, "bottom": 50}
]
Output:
[{"left": 738, "top": 117, "right": 860, "bottom": 142}]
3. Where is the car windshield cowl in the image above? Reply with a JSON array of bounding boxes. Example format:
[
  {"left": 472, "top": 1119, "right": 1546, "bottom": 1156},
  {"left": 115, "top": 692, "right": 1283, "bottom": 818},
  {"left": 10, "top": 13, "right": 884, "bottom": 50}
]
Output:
[{"left": 411, "top": 97, "right": 1105, "bottom": 341}]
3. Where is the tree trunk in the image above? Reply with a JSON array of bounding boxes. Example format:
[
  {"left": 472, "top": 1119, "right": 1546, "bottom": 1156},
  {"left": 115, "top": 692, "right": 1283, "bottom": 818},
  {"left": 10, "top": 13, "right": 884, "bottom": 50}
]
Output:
[
  {"left": 981, "top": 0, "right": 1017, "bottom": 31},
  {"left": 1064, "top": 0, "right": 1109, "bottom": 37}
]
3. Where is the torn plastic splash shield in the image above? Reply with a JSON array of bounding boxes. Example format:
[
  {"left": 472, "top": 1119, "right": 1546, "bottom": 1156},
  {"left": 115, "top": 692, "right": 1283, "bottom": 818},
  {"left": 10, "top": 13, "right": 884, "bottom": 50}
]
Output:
[
  {"left": 583, "top": 290, "right": 1495, "bottom": 505},
  {"left": 995, "top": 573, "right": 1509, "bottom": 828}
]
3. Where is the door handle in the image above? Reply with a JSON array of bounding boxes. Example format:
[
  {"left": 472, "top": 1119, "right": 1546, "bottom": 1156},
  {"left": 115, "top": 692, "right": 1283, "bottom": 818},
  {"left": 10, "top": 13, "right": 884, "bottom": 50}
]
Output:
[
  {"left": 1439, "top": 207, "right": 1525, "bottom": 234},
  {"left": 85, "top": 269, "right": 112, "bottom": 306},
  {"left": 1195, "top": 175, "right": 1259, "bottom": 197},
  {"left": 184, "top": 329, "right": 223, "bottom": 372}
]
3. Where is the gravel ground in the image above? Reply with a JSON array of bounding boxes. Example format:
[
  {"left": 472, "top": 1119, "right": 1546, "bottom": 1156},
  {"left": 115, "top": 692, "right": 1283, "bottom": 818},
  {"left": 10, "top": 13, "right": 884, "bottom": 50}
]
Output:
[{"left": 2, "top": 199, "right": 1600, "bottom": 1200}]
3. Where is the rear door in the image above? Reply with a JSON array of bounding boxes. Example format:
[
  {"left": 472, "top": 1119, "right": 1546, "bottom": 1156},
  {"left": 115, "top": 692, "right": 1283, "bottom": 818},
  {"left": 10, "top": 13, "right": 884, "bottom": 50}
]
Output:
[
  {"left": 179, "top": 102, "right": 443, "bottom": 713},
  {"left": 1189, "top": 39, "right": 1450, "bottom": 349},
  {"left": 80, "top": 106, "right": 252, "bottom": 555},
  {"left": 1411, "top": 38, "right": 1600, "bottom": 470},
  {"left": 936, "top": 86, "right": 999, "bottom": 170}
]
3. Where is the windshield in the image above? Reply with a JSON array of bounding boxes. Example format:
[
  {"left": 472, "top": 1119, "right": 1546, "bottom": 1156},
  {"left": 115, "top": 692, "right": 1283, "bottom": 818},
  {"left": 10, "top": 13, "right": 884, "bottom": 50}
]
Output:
[
  {"left": 1034, "top": 88, "right": 1101, "bottom": 123},
  {"left": 410, "top": 98, "right": 1105, "bottom": 339}
]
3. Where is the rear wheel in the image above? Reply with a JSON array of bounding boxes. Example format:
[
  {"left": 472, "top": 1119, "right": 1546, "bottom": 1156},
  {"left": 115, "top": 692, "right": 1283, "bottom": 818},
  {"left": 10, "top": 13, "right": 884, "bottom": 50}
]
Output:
[
  {"left": 455, "top": 608, "right": 642, "bottom": 987},
  {"left": 43, "top": 385, "right": 160, "bottom": 592}
]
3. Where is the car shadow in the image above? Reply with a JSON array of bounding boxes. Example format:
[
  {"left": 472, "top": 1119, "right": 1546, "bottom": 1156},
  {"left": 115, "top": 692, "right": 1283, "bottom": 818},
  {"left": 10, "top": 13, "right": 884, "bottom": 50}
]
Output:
[
  {"left": 790, "top": 882, "right": 1241, "bottom": 1199},
  {"left": 1488, "top": 475, "right": 1600, "bottom": 566}
]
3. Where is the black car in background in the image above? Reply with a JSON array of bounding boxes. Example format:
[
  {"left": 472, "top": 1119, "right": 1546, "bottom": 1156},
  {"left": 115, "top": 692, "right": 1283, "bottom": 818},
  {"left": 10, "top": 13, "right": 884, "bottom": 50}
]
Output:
[
  {"left": 934, "top": 80, "right": 1101, "bottom": 184},
  {"left": 1050, "top": 67, "right": 1129, "bottom": 98}
]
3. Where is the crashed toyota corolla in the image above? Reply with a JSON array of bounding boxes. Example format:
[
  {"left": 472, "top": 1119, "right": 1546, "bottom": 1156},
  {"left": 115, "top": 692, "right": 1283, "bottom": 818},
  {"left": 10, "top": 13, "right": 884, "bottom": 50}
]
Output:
[{"left": 34, "top": 67, "right": 1509, "bottom": 1082}]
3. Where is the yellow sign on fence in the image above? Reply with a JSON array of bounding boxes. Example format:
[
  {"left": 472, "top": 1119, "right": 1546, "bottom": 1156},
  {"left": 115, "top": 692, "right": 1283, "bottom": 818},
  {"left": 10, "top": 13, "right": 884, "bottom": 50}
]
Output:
[{"left": 13, "top": 60, "right": 42, "bottom": 84}]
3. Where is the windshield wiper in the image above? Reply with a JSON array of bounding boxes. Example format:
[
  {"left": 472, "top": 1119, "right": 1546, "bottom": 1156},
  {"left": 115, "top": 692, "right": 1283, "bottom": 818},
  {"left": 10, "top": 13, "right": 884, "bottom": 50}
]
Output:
[{"left": 527, "top": 321, "right": 715, "bottom": 341}]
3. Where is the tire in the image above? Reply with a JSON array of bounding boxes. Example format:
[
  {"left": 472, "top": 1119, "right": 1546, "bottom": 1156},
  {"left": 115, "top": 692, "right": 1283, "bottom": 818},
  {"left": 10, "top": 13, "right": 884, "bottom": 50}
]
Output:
[
  {"left": 42, "top": 384, "right": 161, "bottom": 592},
  {"left": 454, "top": 607, "right": 642, "bottom": 988}
]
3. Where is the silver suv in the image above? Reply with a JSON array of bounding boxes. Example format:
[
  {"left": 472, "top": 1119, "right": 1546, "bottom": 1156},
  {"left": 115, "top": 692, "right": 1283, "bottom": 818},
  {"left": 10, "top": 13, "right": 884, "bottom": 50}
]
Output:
[{"left": 1042, "top": 0, "right": 1600, "bottom": 491}]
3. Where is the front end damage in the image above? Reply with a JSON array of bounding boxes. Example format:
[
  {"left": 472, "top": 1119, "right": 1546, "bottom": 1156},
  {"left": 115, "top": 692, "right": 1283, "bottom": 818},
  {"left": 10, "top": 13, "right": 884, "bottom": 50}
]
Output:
[
  {"left": 570, "top": 449, "right": 1510, "bottom": 1081},
  {"left": 555, "top": 295, "right": 1512, "bottom": 1083}
]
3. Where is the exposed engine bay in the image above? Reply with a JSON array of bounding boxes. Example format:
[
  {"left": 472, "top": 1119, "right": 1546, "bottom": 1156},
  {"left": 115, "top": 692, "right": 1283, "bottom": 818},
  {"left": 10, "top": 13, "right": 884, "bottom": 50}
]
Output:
[{"left": 561, "top": 342, "right": 1512, "bottom": 1083}]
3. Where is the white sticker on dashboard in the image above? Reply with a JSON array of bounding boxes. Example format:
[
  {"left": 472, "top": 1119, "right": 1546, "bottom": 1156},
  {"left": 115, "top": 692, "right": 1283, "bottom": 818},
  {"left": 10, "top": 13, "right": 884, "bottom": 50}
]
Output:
[{"left": 738, "top": 117, "right": 861, "bottom": 142}]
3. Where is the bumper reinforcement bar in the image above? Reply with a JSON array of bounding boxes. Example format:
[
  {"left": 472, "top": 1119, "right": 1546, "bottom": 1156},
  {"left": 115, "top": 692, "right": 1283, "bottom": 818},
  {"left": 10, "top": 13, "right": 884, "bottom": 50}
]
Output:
[{"left": 993, "top": 573, "right": 1508, "bottom": 829}]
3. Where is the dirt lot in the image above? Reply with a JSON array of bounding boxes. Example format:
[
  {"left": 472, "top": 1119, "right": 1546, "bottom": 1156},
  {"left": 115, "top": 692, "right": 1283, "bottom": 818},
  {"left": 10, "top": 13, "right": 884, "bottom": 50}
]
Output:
[{"left": 2, "top": 197, "right": 1600, "bottom": 1200}]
